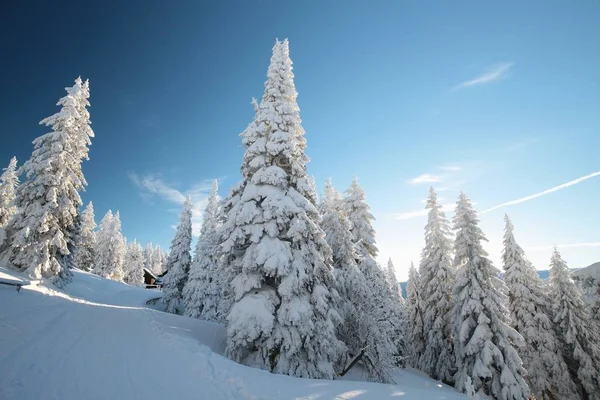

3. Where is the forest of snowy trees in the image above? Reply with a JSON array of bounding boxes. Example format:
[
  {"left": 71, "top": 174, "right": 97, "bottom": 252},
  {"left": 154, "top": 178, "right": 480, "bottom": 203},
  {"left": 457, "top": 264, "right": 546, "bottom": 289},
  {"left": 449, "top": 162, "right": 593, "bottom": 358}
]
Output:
[{"left": 0, "top": 39, "right": 599, "bottom": 400}]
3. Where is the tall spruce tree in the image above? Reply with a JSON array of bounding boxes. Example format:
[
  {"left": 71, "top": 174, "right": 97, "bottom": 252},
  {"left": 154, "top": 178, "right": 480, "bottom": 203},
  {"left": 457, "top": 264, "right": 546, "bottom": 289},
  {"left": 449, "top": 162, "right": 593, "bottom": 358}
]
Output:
[
  {"left": 320, "top": 178, "right": 396, "bottom": 380},
  {"left": 419, "top": 187, "right": 456, "bottom": 382},
  {"left": 385, "top": 258, "right": 406, "bottom": 368},
  {"left": 549, "top": 248, "right": 600, "bottom": 399},
  {"left": 452, "top": 192, "right": 529, "bottom": 399},
  {"left": 0, "top": 157, "right": 18, "bottom": 228},
  {"left": 72, "top": 201, "right": 96, "bottom": 272},
  {"left": 1, "top": 78, "right": 94, "bottom": 287},
  {"left": 502, "top": 215, "right": 578, "bottom": 399},
  {"left": 124, "top": 240, "right": 145, "bottom": 286},
  {"left": 220, "top": 39, "right": 342, "bottom": 379},
  {"left": 183, "top": 180, "right": 223, "bottom": 321},
  {"left": 343, "top": 177, "right": 396, "bottom": 381},
  {"left": 406, "top": 261, "right": 425, "bottom": 368},
  {"left": 93, "top": 210, "right": 125, "bottom": 281},
  {"left": 162, "top": 197, "right": 193, "bottom": 314}
]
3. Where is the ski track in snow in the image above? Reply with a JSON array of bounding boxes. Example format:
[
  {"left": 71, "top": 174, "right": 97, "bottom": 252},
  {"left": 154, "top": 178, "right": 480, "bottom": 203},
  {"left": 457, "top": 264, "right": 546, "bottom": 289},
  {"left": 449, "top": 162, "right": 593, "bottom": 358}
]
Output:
[{"left": 0, "top": 268, "right": 465, "bottom": 400}]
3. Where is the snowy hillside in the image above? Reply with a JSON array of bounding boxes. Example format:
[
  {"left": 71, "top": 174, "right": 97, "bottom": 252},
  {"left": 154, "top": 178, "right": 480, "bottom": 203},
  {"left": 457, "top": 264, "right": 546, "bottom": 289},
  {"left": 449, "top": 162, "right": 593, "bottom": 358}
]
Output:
[
  {"left": 0, "top": 268, "right": 465, "bottom": 400},
  {"left": 571, "top": 261, "right": 600, "bottom": 280}
]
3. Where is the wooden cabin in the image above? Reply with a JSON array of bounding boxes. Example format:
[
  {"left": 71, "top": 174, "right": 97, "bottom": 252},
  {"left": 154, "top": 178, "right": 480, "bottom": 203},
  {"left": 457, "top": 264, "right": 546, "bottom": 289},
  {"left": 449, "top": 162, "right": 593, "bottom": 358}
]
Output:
[{"left": 143, "top": 268, "right": 161, "bottom": 289}]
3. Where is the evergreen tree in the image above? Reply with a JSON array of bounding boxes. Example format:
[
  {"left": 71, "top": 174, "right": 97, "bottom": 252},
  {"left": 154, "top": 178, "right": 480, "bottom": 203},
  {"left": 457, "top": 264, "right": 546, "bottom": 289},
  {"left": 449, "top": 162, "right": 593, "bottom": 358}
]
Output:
[
  {"left": 419, "top": 187, "right": 456, "bottom": 382},
  {"left": 221, "top": 39, "right": 342, "bottom": 379},
  {"left": 502, "top": 215, "right": 578, "bottom": 399},
  {"left": 1, "top": 78, "right": 94, "bottom": 287},
  {"left": 93, "top": 210, "right": 125, "bottom": 281},
  {"left": 153, "top": 245, "right": 165, "bottom": 275},
  {"left": 452, "top": 192, "right": 529, "bottom": 399},
  {"left": 144, "top": 243, "right": 154, "bottom": 273},
  {"left": 405, "top": 261, "right": 425, "bottom": 368},
  {"left": 385, "top": 258, "right": 406, "bottom": 368},
  {"left": 549, "top": 248, "right": 600, "bottom": 399},
  {"left": 162, "top": 197, "right": 193, "bottom": 314},
  {"left": 183, "top": 180, "right": 223, "bottom": 321},
  {"left": 0, "top": 157, "right": 18, "bottom": 227},
  {"left": 320, "top": 178, "right": 393, "bottom": 380},
  {"left": 343, "top": 177, "right": 396, "bottom": 380},
  {"left": 124, "top": 239, "right": 145, "bottom": 286},
  {"left": 385, "top": 258, "right": 404, "bottom": 304},
  {"left": 218, "top": 97, "right": 270, "bottom": 321},
  {"left": 72, "top": 201, "right": 96, "bottom": 272}
]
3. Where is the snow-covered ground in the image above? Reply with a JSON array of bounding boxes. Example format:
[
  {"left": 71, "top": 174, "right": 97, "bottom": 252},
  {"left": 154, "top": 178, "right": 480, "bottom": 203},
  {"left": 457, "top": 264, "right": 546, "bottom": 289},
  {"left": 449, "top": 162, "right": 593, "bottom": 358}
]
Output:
[{"left": 0, "top": 268, "right": 465, "bottom": 400}]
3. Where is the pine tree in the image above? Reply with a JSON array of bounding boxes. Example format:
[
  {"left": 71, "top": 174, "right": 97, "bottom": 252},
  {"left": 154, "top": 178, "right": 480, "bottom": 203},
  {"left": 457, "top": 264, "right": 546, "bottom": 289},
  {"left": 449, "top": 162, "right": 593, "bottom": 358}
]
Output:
[
  {"left": 406, "top": 261, "right": 425, "bottom": 368},
  {"left": 162, "top": 197, "right": 193, "bottom": 314},
  {"left": 72, "top": 201, "right": 96, "bottom": 272},
  {"left": 220, "top": 39, "right": 342, "bottom": 379},
  {"left": 1, "top": 78, "right": 94, "bottom": 287},
  {"left": 152, "top": 245, "right": 165, "bottom": 276},
  {"left": 385, "top": 258, "right": 406, "bottom": 368},
  {"left": 452, "top": 192, "right": 529, "bottom": 399},
  {"left": 502, "top": 215, "right": 578, "bottom": 399},
  {"left": 124, "top": 239, "right": 145, "bottom": 286},
  {"left": 144, "top": 243, "right": 154, "bottom": 273},
  {"left": 218, "top": 98, "right": 266, "bottom": 321},
  {"left": 93, "top": 210, "right": 125, "bottom": 281},
  {"left": 0, "top": 157, "right": 18, "bottom": 227},
  {"left": 550, "top": 248, "right": 600, "bottom": 399},
  {"left": 343, "top": 177, "right": 396, "bottom": 381},
  {"left": 320, "top": 178, "right": 388, "bottom": 379},
  {"left": 385, "top": 258, "right": 404, "bottom": 304},
  {"left": 419, "top": 187, "right": 456, "bottom": 382},
  {"left": 183, "top": 180, "right": 223, "bottom": 321}
]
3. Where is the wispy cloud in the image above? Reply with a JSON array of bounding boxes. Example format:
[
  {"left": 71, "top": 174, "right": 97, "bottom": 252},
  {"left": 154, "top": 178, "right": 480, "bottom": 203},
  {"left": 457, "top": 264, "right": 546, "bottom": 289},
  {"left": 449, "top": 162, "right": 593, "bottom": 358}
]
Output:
[
  {"left": 393, "top": 203, "right": 455, "bottom": 220},
  {"left": 452, "top": 63, "right": 513, "bottom": 91},
  {"left": 527, "top": 242, "right": 600, "bottom": 252},
  {"left": 128, "top": 172, "right": 213, "bottom": 236},
  {"left": 439, "top": 165, "right": 463, "bottom": 172},
  {"left": 481, "top": 171, "right": 600, "bottom": 214},
  {"left": 407, "top": 174, "right": 442, "bottom": 185}
]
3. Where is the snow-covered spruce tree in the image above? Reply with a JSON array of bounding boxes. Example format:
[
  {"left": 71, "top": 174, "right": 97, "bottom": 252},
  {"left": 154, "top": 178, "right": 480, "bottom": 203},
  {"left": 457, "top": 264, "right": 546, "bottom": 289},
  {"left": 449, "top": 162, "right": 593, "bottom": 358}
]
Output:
[
  {"left": 452, "top": 192, "right": 529, "bottom": 399},
  {"left": 343, "top": 177, "right": 396, "bottom": 380},
  {"left": 93, "top": 210, "right": 126, "bottom": 281},
  {"left": 217, "top": 98, "right": 262, "bottom": 321},
  {"left": 220, "top": 39, "right": 343, "bottom": 379},
  {"left": 418, "top": 187, "right": 456, "bottom": 382},
  {"left": 72, "top": 201, "right": 96, "bottom": 272},
  {"left": 124, "top": 239, "right": 145, "bottom": 286},
  {"left": 549, "top": 248, "right": 600, "bottom": 399},
  {"left": 385, "top": 258, "right": 404, "bottom": 304},
  {"left": 502, "top": 215, "right": 578, "bottom": 399},
  {"left": 0, "top": 78, "right": 94, "bottom": 287},
  {"left": 0, "top": 157, "right": 18, "bottom": 227},
  {"left": 406, "top": 261, "right": 425, "bottom": 368},
  {"left": 183, "top": 180, "right": 223, "bottom": 320},
  {"left": 161, "top": 196, "right": 193, "bottom": 314},
  {"left": 320, "top": 178, "right": 385, "bottom": 377},
  {"left": 384, "top": 258, "right": 406, "bottom": 368},
  {"left": 144, "top": 243, "right": 154, "bottom": 272},
  {"left": 153, "top": 245, "right": 165, "bottom": 275}
]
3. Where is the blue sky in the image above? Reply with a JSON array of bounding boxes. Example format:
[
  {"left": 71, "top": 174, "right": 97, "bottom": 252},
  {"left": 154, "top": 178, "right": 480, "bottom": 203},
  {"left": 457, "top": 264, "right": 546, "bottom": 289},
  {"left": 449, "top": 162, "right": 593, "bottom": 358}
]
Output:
[{"left": 1, "top": 1, "right": 598, "bottom": 279}]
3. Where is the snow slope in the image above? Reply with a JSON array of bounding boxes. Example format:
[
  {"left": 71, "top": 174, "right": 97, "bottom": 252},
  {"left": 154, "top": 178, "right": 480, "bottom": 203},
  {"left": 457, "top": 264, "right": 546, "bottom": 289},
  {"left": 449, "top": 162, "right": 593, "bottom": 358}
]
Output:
[
  {"left": 571, "top": 261, "right": 600, "bottom": 280},
  {"left": 0, "top": 267, "right": 465, "bottom": 400}
]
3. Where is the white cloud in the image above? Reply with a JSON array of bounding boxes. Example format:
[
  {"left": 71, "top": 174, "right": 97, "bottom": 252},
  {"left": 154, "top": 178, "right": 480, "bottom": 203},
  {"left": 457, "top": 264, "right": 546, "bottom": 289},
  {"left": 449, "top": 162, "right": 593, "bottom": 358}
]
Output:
[
  {"left": 439, "top": 165, "right": 463, "bottom": 172},
  {"left": 452, "top": 63, "right": 513, "bottom": 91},
  {"left": 393, "top": 203, "right": 455, "bottom": 220},
  {"left": 407, "top": 174, "right": 442, "bottom": 185},
  {"left": 527, "top": 242, "right": 600, "bottom": 252},
  {"left": 481, "top": 170, "right": 600, "bottom": 214},
  {"left": 128, "top": 172, "right": 213, "bottom": 236}
]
